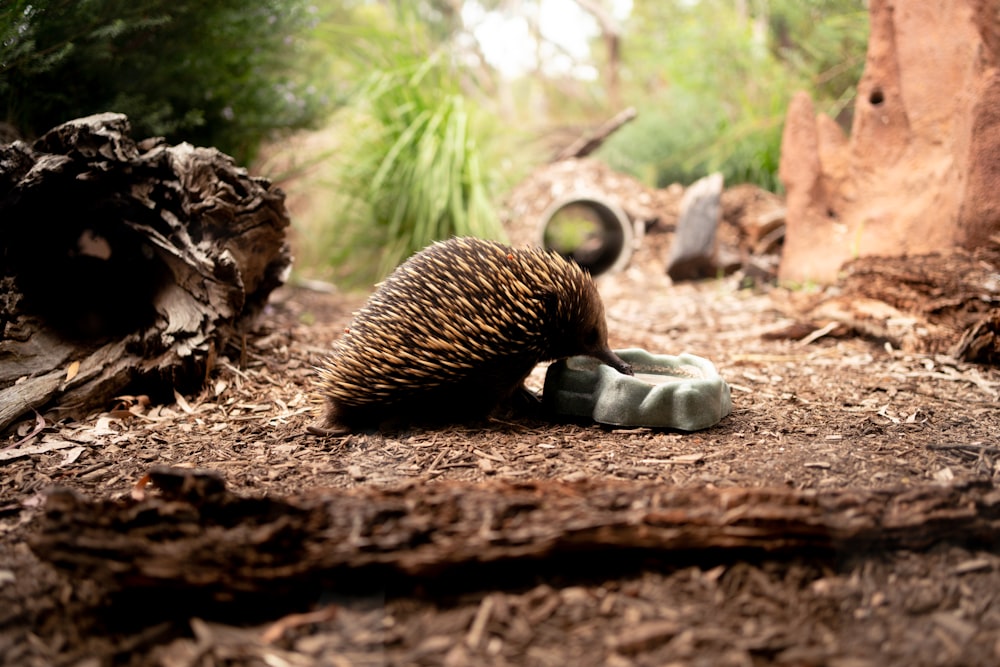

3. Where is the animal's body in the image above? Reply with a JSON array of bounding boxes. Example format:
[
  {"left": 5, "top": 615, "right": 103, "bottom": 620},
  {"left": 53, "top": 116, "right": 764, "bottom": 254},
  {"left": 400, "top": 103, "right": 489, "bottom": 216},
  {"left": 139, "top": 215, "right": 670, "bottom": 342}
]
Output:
[{"left": 317, "top": 237, "right": 631, "bottom": 429}]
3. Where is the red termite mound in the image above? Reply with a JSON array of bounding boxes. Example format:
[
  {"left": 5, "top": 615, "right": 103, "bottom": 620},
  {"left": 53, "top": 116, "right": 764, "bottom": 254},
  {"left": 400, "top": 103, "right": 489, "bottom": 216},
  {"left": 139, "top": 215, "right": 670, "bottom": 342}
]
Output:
[{"left": 779, "top": 0, "right": 1000, "bottom": 284}]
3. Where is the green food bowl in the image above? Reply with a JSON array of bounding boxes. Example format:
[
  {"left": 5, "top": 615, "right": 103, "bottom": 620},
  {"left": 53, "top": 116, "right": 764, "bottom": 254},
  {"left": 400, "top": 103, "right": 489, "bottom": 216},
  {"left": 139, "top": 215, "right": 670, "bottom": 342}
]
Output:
[{"left": 543, "top": 349, "right": 732, "bottom": 430}]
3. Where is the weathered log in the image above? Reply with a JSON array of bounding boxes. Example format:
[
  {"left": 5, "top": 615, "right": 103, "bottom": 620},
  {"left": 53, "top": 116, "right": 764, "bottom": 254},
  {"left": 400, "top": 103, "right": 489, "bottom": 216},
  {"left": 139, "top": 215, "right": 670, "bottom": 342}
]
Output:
[
  {"left": 768, "top": 249, "right": 1000, "bottom": 363},
  {"left": 0, "top": 113, "right": 291, "bottom": 431},
  {"left": 29, "top": 466, "right": 1000, "bottom": 601}
]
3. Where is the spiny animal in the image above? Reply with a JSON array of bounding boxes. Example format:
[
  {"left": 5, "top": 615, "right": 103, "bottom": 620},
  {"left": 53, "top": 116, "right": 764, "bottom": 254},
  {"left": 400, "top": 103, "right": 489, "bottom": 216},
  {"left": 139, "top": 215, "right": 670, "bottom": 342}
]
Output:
[{"left": 317, "top": 236, "right": 632, "bottom": 430}]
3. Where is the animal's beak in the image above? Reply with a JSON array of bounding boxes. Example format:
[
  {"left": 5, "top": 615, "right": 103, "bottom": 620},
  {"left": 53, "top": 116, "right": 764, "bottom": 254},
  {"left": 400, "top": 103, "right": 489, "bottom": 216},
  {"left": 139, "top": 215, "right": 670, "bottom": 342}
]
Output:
[{"left": 595, "top": 347, "right": 633, "bottom": 376}]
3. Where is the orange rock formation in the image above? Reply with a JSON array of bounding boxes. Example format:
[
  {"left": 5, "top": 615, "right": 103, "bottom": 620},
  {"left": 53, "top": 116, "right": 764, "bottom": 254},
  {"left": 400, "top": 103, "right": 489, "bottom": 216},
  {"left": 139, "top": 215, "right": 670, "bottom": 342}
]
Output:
[{"left": 779, "top": 0, "right": 1000, "bottom": 283}]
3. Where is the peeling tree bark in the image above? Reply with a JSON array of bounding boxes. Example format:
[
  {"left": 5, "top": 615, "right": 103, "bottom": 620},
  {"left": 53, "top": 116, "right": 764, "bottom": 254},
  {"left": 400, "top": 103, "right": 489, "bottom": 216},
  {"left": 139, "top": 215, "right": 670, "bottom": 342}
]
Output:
[
  {"left": 0, "top": 113, "right": 291, "bottom": 431},
  {"left": 28, "top": 466, "right": 1000, "bottom": 602}
]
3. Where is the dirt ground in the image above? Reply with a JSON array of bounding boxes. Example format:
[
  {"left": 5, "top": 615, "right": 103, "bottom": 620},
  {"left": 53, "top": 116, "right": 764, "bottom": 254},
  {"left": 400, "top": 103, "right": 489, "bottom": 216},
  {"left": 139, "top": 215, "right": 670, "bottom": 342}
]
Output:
[{"left": 2, "top": 228, "right": 1000, "bottom": 667}]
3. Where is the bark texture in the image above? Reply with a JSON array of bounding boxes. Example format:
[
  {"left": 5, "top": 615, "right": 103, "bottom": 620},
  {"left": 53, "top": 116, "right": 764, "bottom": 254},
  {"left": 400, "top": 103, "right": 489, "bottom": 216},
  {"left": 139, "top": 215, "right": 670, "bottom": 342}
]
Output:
[
  {"left": 0, "top": 113, "right": 290, "bottom": 431},
  {"left": 29, "top": 466, "right": 1000, "bottom": 602}
]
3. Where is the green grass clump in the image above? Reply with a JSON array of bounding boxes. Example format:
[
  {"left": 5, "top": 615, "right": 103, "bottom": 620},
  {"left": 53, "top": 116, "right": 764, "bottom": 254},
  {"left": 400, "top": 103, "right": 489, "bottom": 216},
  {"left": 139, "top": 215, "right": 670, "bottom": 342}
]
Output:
[
  {"left": 300, "top": 47, "right": 504, "bottom": 287},
  {"left": 355, "top": 58, "right": 503, "bottom": 277}
]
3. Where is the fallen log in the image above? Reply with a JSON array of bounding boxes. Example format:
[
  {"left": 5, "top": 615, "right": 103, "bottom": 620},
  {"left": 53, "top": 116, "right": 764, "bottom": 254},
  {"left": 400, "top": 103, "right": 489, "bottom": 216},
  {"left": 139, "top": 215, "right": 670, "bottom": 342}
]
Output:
[
  {"left": 767, "top": 249, "right": 1000, "bottom": 364},
  {"left": 29, "top": 466, "right": 1000, "bottom": 601},
  {"left": 0, "top": 113, "right": 291, "bottom": 431},
  {"left": 552, "top": 106, "right": 637, "bottom": 162}
]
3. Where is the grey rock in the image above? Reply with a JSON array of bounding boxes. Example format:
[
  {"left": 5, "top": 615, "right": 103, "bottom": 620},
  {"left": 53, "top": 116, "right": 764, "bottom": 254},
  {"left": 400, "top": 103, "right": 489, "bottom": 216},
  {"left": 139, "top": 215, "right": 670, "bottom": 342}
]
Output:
[{"left": 666, "top": 172, "right": 724, "bottom": 281}]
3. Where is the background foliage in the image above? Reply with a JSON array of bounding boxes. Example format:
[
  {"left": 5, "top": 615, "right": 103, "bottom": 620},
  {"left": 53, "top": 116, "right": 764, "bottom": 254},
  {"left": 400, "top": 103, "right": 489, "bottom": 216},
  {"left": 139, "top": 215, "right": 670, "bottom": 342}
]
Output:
[
  {"left": 272, "top": 4, "right": 507, "bottom": 287},
  {"left": 1, "top": 0, "right": 869, "bottom": 284},
  {"left": 597, "top": 0, "right": 868, "bottom": 190},
  {"left": 0, "top": 0, "right": 329, "bottom": 163}
]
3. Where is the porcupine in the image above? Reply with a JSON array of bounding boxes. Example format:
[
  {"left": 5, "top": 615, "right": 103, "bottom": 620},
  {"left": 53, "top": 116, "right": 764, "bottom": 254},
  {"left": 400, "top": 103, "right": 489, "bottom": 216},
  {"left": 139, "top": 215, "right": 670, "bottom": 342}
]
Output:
[{"left": 316, "top": 236, "right": 632, "bottom": 430}]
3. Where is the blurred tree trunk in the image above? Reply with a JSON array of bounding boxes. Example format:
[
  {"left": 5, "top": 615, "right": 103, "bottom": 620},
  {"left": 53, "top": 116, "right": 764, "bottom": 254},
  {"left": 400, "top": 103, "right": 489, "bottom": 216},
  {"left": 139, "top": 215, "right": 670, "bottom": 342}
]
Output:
[{"left": 574, "top": 0, "right": 622, "bottom": 109}]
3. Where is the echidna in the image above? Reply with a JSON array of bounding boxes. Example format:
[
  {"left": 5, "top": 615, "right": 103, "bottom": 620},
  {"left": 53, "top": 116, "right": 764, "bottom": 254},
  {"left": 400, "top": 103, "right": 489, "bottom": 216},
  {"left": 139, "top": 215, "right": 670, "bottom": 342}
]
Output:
[{"left": 317, "top": 236, "right": 631, "bottom": 429}]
